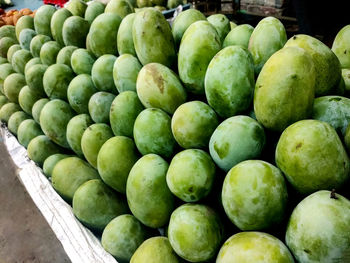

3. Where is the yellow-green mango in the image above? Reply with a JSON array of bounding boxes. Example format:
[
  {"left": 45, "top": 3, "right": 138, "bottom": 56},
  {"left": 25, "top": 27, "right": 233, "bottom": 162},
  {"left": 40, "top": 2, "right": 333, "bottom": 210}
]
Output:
[
  {"left": 50, "top": 8, "right": 73, "bottom": 46},
  {"left": 8, "top": 111, "right": 30, "bottom": 135},
  {"left": 332, "top": 25, "right": 350, "bottom": 69},
  {"left": 17, "top": 119, "right": 43, "bottom": 147},
  {"left": 15, "top": 15, "right": 34, "bottom": 41},
  {"left": 105, "top": 0, "right": 134, "bottom": 19},
  {"left": 18, "top": 85, "right": 41, "bottom": 115},
  {"left": 85, "top": 1, "right": 105, "bottom": 24},
  {"left": 223, "top": 24, "right": 254, "bottom": 48},
  {"left": 207, "top": 14, "right": 230, "bottom": 43},
  {"left": 113, "top": 54, "right": 141, "bottom": 93},
  {"left": 32, "top": 98, "right": 49, "bottom": 124},
  {"left": 27, "top": 135, "right": 62, "bottom": 166},
  {"left": 117, "top": 13, "right": 136, "bottom": 56}
]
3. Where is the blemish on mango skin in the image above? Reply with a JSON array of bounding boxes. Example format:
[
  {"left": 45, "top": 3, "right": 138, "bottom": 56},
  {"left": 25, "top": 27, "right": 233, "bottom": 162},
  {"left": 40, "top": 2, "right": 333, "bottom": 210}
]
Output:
[
  {"left": 214, "top": 142, "right": 229, "bottom": 159},
  {"left": 295, "top": 142, "right": 302, "bottom": 149},
  {"left": 148, "top": 64, "right": 165, "bottom": 94}
]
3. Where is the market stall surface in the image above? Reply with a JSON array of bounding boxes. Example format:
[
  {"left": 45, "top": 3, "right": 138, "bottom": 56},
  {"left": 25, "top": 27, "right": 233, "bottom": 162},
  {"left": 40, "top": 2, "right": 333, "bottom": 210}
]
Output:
[{"left": 0, "top": 136, "right": 70, "bottom": 263}]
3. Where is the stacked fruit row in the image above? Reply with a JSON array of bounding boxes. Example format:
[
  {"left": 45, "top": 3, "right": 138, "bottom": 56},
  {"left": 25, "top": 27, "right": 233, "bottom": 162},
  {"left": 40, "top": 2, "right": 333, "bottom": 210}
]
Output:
[{"left": 0, "top": 0, "right": 350, "bottom": 262}]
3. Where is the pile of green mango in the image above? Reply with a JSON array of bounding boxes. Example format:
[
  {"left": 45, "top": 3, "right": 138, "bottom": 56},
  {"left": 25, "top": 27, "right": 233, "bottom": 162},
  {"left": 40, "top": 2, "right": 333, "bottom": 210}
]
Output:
[{"left": 1, "top": 1, "right": 350, "bottom": 262}]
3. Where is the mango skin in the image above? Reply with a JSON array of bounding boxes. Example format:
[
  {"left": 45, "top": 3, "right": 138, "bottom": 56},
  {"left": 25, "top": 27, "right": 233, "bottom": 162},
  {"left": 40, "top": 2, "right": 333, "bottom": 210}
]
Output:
[
  {"left": 286, "top": 191, "right": 350, "bottom": 263},
  {"left": 126, "top": 154, "right": 174, "bottom": 228},
  {"left": 27, "top": 135, "right": 62, "bottom": 166},
  {"left": 11, "top": 49, "right": 32, "bottom": 74},
  {"left": 0, "top": 96, "right": 8, "bottom": 109},
  {"left": 34, "top": 5, "right": 56, "bottom": 38},
  {"left": 248, "top": 16, "right": 287, "bottom": 74},
  {"left": 275, "top": 120, "right": 350, "bottom": 194},
  {"left": 223, "top": 24, "right": 254, "bottom": 48},
  {"left": 254, "top": 46, "right": 316, "bottom": 132},
  {"left": 50, "top": 8, "right": 72, "bottom": 46},
  {"left": 62, "top": 16, "right": 90, "bottom": 48},
  {"left": 24, "top": 57, "right": 41, "bottom": 76},
  {"left": 209, "top": 115, "right": 265, "bottom": 172},
  {"left": 97, "top": 136, "right": 139, "bottom": 193},
  {"left": 40, "top": 99, "right": 75, "bottom": 149},
  {"left": 168, "top": 204, "right": 223, "bottom": 262},
  {"left": 342, "top": 69, "right": 350, "bottom": 96},
  {"left": 66, "top": 0, "right": 87, "bottom": 17},
  {"left": 15, "top": 15, "right": 34, "bottom": 41},
  {"left": 18, "top": 85, "right": 41, "bottom": 115},
  {"left": 207, "top": 14, "right": 230, "bottom": 43},
  {"left": 105, "top": 0, "right": 134, "bottom": 19},
  {"left": 0, "top": 102, "right": 20, "bottom": 123},
  {"left": 40, "top": 41, "right": 61, "bottom": 66},
  {"left": 71, "top": 48, "right": 96, "bottom": 75},
  {"left": 7, "top": 44, "right": 21, "bottom": 64},
  {"left": 312, "top": 96, "right": 350, "bottom": 136},
  {"left": 332, "top": 25, "right": 350, "bottom": 68},
  {"left": 136, "top": 63, "right": 187, "bottom": 114},
  {"left": 0, "top": 37, "right": 17, "bottom": 58},
  {"left": 0, "top": 63, "right": 15, "bottom": 94},
  {"left": 130, "top": 237, "right": 181, "bottom": 263},
  {"left": 43, "top": 64, "right": 74, "bottom": 100},
  {"left": 72, "top": 179, "right": 129, "bottom": 233},
  {"left": 66, "top": 114, "right": 93, "bottom": 157},
  {"left": 92, "top": 54, "right": 117, "bottom": 93},
  {"left": 52, "top": 157, "right": 100, "bottom": 202},
  {"left": 113, "top": 54, "right": 141, "bottom": 93},
  {"left": 29, "top": 34, "right": 51, "bottom": 58},
  {"left": 88, "top": 13, "right": 121, "bottom": 57},
  {"left": 84, "top": 1, "right": 105, "bottom": 25},
  {"left": 25, "top": 64, "right": 48, "bottom": 97},
  {"left": 117, "top": 13, "right": 136, "bottom": 56},
  {"left": 17, "top": 119, "right": 43, "bottom": 147},
  {"left": 81, "top": 123, "right": 114, "bottom": 168},
  {"left": 216, "top": 232, "right": 294, "bottom": 263},
  {"left": 88, "top": 91, "right": 115, "bottom": 123},
  {"left": 8, "top": 111, "right": 30, "bottom": 135},
  {"left": 178, "top": 21, "right": 221, "bottom": 94},
  {"left": 102, "top": 214, "right": 149, "bottom": 263},
  {"left": 222, "top": 160, "right": 288, "bottom": 231},
  {"left": 56, "top": 46, "right": 78, "bottom": 68},
  {"left": 110, "top": 91, "right": 144, "bottom": 137},
  {"left": 230, "top": 21, "right": 237, "bottom": 30},
  {"left": 171, "top": 101, "right": 218, "bottom": 149},
  {"left": 205, "top": 45, "right": 255, "bottom": 118},
  {"left": 133, "top": 8, "right": 176, "bottom": 67},
  {"left": 133, "top": 108, "right": 176, "bottom": 158},
  {"left": 0, "top": 25, "right": 16, "bottom": 40},
  {"left": 19, "top": 28, "right": 36, "bottom": 51},
  {"left": 67, "top": 74, "right": 97, "bottom": 114},
  {"left": 32, "top": 98, "right": 49, "bottom": 124},
  {"left": 3, "top": 73, "right": 26, "bottom": 103},
  {"left": 166, "top": 149, "right": 215, "bottom": 202},
  {"left": 43, "top": 153, "right": 70, "bottom": 178},
  {"left": 171, "top": 9, "right": 206, "bottom": 48},
  {"left": 285, "top": 34, "right": 341, "bottom": 96}
]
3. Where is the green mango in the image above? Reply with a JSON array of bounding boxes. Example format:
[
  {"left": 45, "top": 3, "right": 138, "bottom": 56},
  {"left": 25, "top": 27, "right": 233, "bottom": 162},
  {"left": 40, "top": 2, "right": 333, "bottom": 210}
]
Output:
[
  {"left": 205, "top": 45, "right": 255, "bottom": 118},
  {"left": 91, "top": 54, "right": 117, "bottom": 93},
  {"left": 207, "top": 14, "right": 230, "bottom": 43},
  {"left": 11, "top": 49, "right": 32, "bottom": 74},
  {"left": 88, "top": 91, "right": 115, "bottom": 123},
  {"left": 136, "top": 63, "right": 187, "bottom": 114},
  {"left": 34, "top": 5, "right": 56, "bottom": 38},
  {"left": 43, "top": 64, "right": 74, "bottom": 100},
  {"left": 0, "top": 102, "right": 21, "bottom": 123},
  {"left": 133, "top": 108, "right": 176, "bottom": 158},
  {"left": 32, "top": 98, "right": 49, "bottom": 124},
  {"left": 248, "top": 16, "right": 287, "bottom": 74},
  {"left": 126, "top": 154, "right": 174, "bottom": 228},
  {"left": 27, "top": 135, "right": 62, "bottom": 166},
  {"left": 223, "top": 24, "right": 254, "bottom": 48},
  {"left": 7, "top": 44, "right": 21, "bottom": 63},
  {"left": 178, "top": 21, "right": 221, "bottom": 94},
  {"left": 81, "top": 123, "right": 114, "bottom": 168},
  {"left": 19, "top": 28, "right": 36, "bottom": 50},
  {"left": 285, "top": 34, "right": 341, "bottom": 96},
  {"left": 171, "top": 9, "right": 206, "bottom": 48},
  {"left": 117, "top": 13, "right": 136, "bottom": 56},
  {"left": 3, "top": 73, "right": 26, "bottom": 103},
  {"left": 171, "top": 101, "right": 218, "bottom": 149},
  {"left": 17, "top": 119, "right": 43, "bottom": 147},
  {"left": 113, "top": 54, "right": 141, "bottom": 93},
  {"left": 71, "top": 48, "right": 96, "bottom": 75},
  {"left": 254, "top": 46, "right": 316, "bottom": 132},
  {"left": 168, "top": 204, "right": 223, "bottom": 262},
  {"left": 0, "top": 96, "right": 8, "bottom": 109},
  {"left": 40, "top": 99, "right": 75, "bottom": 148},
  {"left": 0, "top": 37, "right": 17, "bottom": 58},
  {"left": 25, "top": 64, "right": 48, "bottom": 97},
  {"left": 286, "top": 191, "right": 350, "bottom": 263},
  {"left": 209, "top": 115, "right": 265, "bottom": 172},
  {"left": 18, "top": 85, "right": 41, "bottom": 115},
  {"left": 133, "top": 8, "right": 176, "bottom": 67},
  {"left": 52, "top": 157, "right": 100, "bottom": 202},
  {"left": 30, "top": 34, "right": 51, "bottom": 57},
  {"left": 67, "top": 74, "right": 97, "bottom": 114},
  {"left": 66, "top": 0, "right": 88, "bottom": 17},
  {"left": 62, "top": 16, "right": 90, "bottom": 48},
  {"left": 109, "top": 91, "right": 144, "bottom": 137},
  {"left": 50, "top": 8, "right": 72, "bottom": 46},
  {"left": 0, "top": 63, "right": 15, "bottom": 94},
  {"left": 8, "top": 111, "right": 30, "bottom": 135},
  {"left": 56, "top": 46, "right": 78, "bottom": 67},
  {"left": 97, "top": 136, "right": 139, "bottom": 193},
  {"left": 217, "top": 232, "right": 294, "bottom": 263},
  {"left": 43, "top": 153, "right": 70, "bottom": 178},
  {"left": 72, "top": 179, "right": 129, "bottom": 232},
  {"left": 342, "top": 68, "right": 350, "bottom": 96},
  {"left": 332, "top": 25, "right": 350, "bottom": 69},
  {"left": 0, "top": 25, "right": 16, "bottom": 40},
  {"left": 230, "top": 21, "right": 237, "bottom": 30},
  {"left": 105, "top": 0, "right": 134, "bottom": 19},
  {"left": 40, "top": 41, "right": 61, "bottom": 66},
  {"left": 24, "top": 57, "right": 41, "bottom": 75},
  {"left": 88, "top": 13, "right": 121, "bottom": 57},
  {"left": 85, "top": 1, "right": 105, "bottom": 24}
]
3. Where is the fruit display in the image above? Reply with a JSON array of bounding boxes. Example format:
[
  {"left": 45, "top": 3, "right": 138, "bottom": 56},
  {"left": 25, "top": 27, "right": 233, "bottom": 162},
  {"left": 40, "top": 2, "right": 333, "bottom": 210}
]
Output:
[{"left": 0, "top": 2, "right": 350, "bottom": 263}]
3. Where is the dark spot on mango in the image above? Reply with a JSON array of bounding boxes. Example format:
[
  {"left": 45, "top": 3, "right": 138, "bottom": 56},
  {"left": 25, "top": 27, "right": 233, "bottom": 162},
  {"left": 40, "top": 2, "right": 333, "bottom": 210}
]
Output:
[
  {"left": 344, "top": 50, "right": 347, "bottom": 54},
  {"left": 148, "top": 64, "right": 164, "bottom": 93},
  {"left": 291, "top": 74, "right": 298, "bottom": 79},
  {"left": 328, "top": 97, "right": 342, "bottom": 102},
  {"left": 188, "top": 186, "right": 193, "bottom": 193},
  {"left": 293, "top": 36, "right": 297, "bottom": 40},
  {"left": 296, "top": 142, "right": 302, "bottom": 149},
  {"left": 303, "top": 249, "right": 311, "bottom": 254}
]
